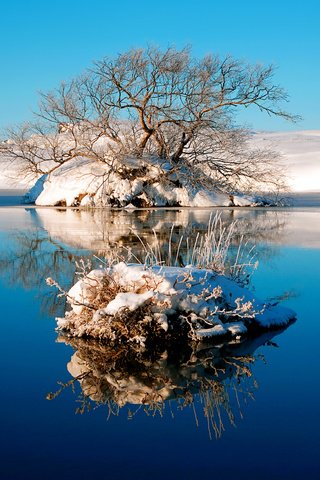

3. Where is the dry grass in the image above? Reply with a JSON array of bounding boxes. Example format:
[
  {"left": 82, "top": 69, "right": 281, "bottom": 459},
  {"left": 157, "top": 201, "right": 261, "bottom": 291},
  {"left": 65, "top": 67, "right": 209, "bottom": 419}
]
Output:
[{"left": 123, "top": 212, "right": 258, "bottom": 284}]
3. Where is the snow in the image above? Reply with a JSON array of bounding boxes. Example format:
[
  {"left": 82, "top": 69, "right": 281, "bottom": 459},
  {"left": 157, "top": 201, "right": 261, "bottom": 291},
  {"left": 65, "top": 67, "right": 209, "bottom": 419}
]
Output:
[
  {"left": 80, "top": 194, "right": 95, "bottom": 207},
  {"left": 196, "top": 324, "right": 228, "bottom": 338},
  {"left": 61, "top": 262, "right": 295, "bottom": 341},
  {"left": 225, "top": 322, "right": 248, "bottom": 335},
  {"left": 24, "top": 156, "right": 238, "bottom": 207},
  {"left": 232, "top": 195, "right": 256, "bottom": 207},
  {"left": 68, "top": 269, "right": 105, "bottom": 314},
  {"left": 104, "top": 291, "right": 154, "bottom": 315},
  {"left": 30, "top": 157, "right": 109, "bottom": 207},
  {"left": 154, "top": 313, "right": 169, "bottom": 332},
  {"left": 0, "top": 152, "right": 35, "bottom": 189}
]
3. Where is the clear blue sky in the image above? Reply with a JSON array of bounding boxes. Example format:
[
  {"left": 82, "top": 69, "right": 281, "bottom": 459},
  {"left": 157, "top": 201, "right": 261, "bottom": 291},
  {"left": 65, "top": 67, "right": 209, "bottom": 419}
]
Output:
[{"left": 1, "top": 0, "right": 319, "bottom": 131}]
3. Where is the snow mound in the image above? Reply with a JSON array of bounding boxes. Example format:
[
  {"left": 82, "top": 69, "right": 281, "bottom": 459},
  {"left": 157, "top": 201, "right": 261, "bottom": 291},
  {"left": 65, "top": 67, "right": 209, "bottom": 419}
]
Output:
[
  {"left": 24, "top": 155, "right": 261, "bottom": 207},
  {"left": 55, "top": 263, "right": 295, "bottom": 345}
]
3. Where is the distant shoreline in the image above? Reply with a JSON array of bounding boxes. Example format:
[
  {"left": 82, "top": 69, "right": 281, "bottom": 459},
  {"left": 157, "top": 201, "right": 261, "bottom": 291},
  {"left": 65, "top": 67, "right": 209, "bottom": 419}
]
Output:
[{"left": 0, "top": 189, "right": 27, "bottom": 195}]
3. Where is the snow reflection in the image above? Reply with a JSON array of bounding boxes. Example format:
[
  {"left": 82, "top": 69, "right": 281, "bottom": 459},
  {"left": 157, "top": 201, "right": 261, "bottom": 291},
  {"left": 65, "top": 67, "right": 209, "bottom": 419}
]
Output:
[{"left": 22, "top": 206, "right": 320, "bottom": 250}]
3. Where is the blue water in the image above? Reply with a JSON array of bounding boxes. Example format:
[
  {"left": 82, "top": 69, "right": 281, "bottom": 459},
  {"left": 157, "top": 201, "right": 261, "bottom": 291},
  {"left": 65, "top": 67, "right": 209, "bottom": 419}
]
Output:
[
  {"left": 0, "top": 207, "right": 319, "bottom": 479},
  {"left": 0, "top": 190, "right": 25, "bottom": 206}
]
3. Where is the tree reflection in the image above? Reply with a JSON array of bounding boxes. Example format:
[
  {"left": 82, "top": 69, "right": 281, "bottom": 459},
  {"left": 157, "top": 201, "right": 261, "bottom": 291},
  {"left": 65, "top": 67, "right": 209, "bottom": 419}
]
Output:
[
  {"left": 48, "top": 329, "right": 289, "bottom": 439},
  {"left": 0, "top": 207, "right": 287, "bottom": 316},
  {"left": 31, "top": 207, "right": 286, "bottom": 253},
  {"left": 0, "top": 228, "right": 87, "bottom": 316}
]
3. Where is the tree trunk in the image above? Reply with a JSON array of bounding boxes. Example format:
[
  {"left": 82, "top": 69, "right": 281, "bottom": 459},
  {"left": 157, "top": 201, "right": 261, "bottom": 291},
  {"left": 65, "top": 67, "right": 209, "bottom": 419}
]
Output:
[
  {"left": 171, "top": 132, "right": 190, "bottom": 162},
  {"left": 137, "top": 130, "right": 153, "bottom": 156}
]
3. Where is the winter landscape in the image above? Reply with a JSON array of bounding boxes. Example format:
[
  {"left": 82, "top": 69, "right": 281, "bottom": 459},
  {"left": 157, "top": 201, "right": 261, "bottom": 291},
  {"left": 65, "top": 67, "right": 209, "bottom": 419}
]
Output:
[{"left": 1, "top": 1, "right": 320, "bottom": 479}]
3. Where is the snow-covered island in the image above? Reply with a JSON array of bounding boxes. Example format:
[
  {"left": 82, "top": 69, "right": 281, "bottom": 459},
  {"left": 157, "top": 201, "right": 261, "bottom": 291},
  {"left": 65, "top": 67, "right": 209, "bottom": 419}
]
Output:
[
  {"left": 1, "top": 130, "right": 319, "bottom": 208},
  {"left": 2, "top": 47, "right": 318, "bottom": 208},
  {"left": 50, "top": 260, "right": 295, "bottom": 349}
]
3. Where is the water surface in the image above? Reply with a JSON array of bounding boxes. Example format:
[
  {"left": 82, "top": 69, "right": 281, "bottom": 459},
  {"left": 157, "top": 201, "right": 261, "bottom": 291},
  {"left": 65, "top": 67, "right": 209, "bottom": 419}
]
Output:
[{"left": 0, "top": 206, "right": 319, "bottom": 479}]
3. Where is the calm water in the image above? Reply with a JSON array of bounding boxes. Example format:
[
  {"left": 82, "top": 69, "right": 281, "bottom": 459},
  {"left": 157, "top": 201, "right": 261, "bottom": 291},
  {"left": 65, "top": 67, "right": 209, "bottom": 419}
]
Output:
[
  {"left": 0, "top": 205, "right": 319, "bottom": 479},
  {"left": 0, "top": 190, "right": 26, "bottom": 206}
]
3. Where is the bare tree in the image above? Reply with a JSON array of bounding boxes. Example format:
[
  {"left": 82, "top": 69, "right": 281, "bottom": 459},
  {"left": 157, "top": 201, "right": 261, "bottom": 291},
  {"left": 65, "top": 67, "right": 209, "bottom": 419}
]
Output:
[{"left": 1, "top": 46, "right": 299, "bottom": 192}]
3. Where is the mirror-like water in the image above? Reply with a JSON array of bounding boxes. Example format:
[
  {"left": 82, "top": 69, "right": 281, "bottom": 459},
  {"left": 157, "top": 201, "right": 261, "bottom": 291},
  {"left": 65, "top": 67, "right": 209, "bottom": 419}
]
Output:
[{"left": 0, "top": 206, "right": 319, "bottom": 479}]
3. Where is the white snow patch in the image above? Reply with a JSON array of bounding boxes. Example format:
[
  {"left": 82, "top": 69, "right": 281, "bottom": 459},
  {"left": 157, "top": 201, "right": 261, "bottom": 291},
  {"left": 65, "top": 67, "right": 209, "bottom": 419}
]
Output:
[
  {"left": 80, "top": 194, "right": 95, "bottom": 207},
  {"left": 21, "top": 155, "right": 255, "bottom": 207},
  {"left": 104, "top": 291, "right": 154, "bottom": 315},
  {"left": 225, "top": 322, "right": 248, "bottom": 335},
  {"left": 154, "top": 313, "right": 169, "bottom": 332},
  {"left": 196, "top": 324, "right": 227, "bottom": 338}
]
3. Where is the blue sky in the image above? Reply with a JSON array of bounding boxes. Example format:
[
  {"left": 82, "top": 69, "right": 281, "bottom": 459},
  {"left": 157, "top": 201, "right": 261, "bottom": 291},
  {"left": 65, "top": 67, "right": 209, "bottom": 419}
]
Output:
[{"left": 1, "top": 0, "right": 319, "bottom": 131}]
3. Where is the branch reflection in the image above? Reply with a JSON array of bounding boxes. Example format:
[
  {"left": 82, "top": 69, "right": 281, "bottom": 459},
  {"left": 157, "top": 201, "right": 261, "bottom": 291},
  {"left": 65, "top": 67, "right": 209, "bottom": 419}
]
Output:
[{"left": 49, "top": 328, "right": 289, "bottom": 439}]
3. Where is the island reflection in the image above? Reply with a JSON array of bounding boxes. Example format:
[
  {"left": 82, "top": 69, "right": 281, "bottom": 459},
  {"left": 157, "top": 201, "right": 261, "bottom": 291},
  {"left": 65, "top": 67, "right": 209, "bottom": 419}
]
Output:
[
  {"left": 48, "top": 328, "right": 289, "bottom": 439},
  {"left": 2, "top": 207, "right": 288, "bottom": 286},
  {"left": 29, "top": 206, "right": 287, "bottom": 252},
  {"left": 2, "top": 206, "right": 307, "bottom": 318}
]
